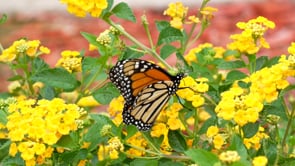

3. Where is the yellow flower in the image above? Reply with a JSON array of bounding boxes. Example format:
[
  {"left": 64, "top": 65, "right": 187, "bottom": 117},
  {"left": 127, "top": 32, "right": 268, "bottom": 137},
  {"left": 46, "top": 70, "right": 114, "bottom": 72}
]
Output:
[
  {"left": 6, "top": 98, "right": 82, "bottom": 163},
  {"left": 77, "top": 96, "right": 100, "bottom": 107},
  {"left": 206, "top": 126, "right": 219, "bottom": 138},
  {"left": 288, "top": 42, "right": 295, "bottom": 55},
  {"left": 26, "top": 40, "right": 40, "bottom": 56},
  {"left": 56, "top": 50, "right": 82, "bottom": 73},
  {"left": 213, "top": 134, "right": 224, "bottom": 150},
  {"left": 219, "top": 150, "right": 241, "bottom": 163},
  {"left": 40, "top": 46, "right": 51, "bottom": 54},
  {"left": 98, "top": 144, "right": 109, "bottom": 161},
  {"left": 108, "top": 96, "right": 124, "bottom": 126},
  {"left": 126, "top": 132, "right": 147, "bottom": 157},
  {"left": 151, "top": 123, "right": 168, "bottom": 137},
  {"left": 200, "top": 6, "right": 218, "bottom": 20},
  {"left": 9, "top": 142, "right": 18, "bottom": 157},
  {"left": 60, "top": 0, "right": 108, "bottom": 17},
  {"left": 163, "top": 2, "right": 188, "bottom": 29},
  {"left": 97, "top": 29, "right": 112, "bottom": 46},
  {"left": 252, "top": 156, "right": 268, "bottom": 166},
  {"left": 228, "top": 16, "right": 275, "bottom": 54},
  {"left": 107, "top": 137, "right": 124, "bottom": 160}
]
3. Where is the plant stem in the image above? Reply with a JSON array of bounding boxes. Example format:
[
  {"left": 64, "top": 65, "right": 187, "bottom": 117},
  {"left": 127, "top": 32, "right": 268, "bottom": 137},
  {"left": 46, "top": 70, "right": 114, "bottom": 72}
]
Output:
[
  {"left": 105, "top": 18, "right": 172, "bottom": 70},
  {"left": 281, "top": 102, "right": 295, "bottom": 153},
  {"left": 141, "top": 14, "right": 155, "bottom": 50}
]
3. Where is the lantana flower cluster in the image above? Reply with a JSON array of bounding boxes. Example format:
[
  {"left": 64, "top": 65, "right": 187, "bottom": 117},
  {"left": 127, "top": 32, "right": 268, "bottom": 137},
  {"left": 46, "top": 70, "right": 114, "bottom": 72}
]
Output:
[
  {"left": 0, "top": 39, "right": 50, "bottom": 63},
  {"left": 6, "top": 98, "right": 83, "bottom": 165}
]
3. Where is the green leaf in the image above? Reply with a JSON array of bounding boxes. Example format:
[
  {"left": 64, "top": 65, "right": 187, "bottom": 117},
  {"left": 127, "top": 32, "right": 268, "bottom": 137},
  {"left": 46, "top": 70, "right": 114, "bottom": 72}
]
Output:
[
  {"left": 0, "top": 140, "right": 10, "bottom": 160},
  {"left": 217, "top": 60, "right": 246, "bottom": 70},
  {"left": 264, "top": 98, "right": 287, "bottom": 120},
  {"left": 130, "top": 159, "right": 158, "bottom": 166},
  {"left": 120, "top": 47, "right": 144, "bottom": 60},
  {"left": 225, "top": 70, "right": 248, "bottom": 83},
  {"left": 228, "top": 134, "right": 248, "bottom": 159},
  {"left": 1, "top": 153, "right": 25, "bottom": 166},
  {"left": 155, "top": 20, "right": 170, "bottom": 32},
  {"left": 255, "top": 56, "right": 268, "bottom": 70},
  {"left": 0, "top": 110, "right": 7, "bottom": 125},
  {"left": 81, "top": 32, "right": 98, "bottom": 46},
  {"left": 198, "top": 117, "right": 216, "bottom": 134},
  {"left": 223, "top": 49, "right": 240, "bottom": 58},
  {"left": 242, "top": 122, "right": 259, "bottom": 138},
  {"left": 112, "top": 2, "right": 136, "bottom": 22},
  {"left": 263, "top": 140, "right": 277, "bottom": 165},
  {"left": 7, "top": 75, "right": 23, "bottom": 81},
  {"left": 93, "top": 82, "right": 120, "bottom": 104},
  {"left": 0, "top": 14, "right": 7, "bottom": 24},
  {"left": 58, "top": 149, "right": 88, "bottom": 165},
  {"left": 159, "top": 159, "right": 184, "bottom": 166},
  {"left": 185, "top": 149, "right": 220, "bottom": 166},
  {"left": 160, "top": 45, "right": 177, "bottom": 59},
  {"left": 265, "top": 56, "right": 280, "bottom": 67},
  {"left": 125, "top": 125, "right": 138, "bottom": 140},
  {"left": 56, "top": 134, "right": 79, "bottom": 150},
  {"left": 157, "top": 27, "right": 183, "bottom": 46},
  {"left": 31, "top": 68, "right": 80, "bottom": 92},
  {"left": 85, "top": 114, "right": 115, "bottom": 150},
  {"left": 32, "top": 57, "right": 50, "bottom": 74},
  {"left": 39, "top": 85, "right": 55, "bottom": 100},
  {"left": 168, "top": 130, "right": 187, "bottom": 152}
]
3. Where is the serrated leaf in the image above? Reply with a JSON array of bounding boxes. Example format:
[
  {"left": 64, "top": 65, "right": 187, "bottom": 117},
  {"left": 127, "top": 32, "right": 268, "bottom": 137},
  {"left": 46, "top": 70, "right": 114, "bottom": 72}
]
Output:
[
  {"left": 59, "top": 149, "right": 88, "bottom": 165},
  {"left": 81, "top": 32, "right": 98, "bottom": 46},
  {"left": 32, "top": 57, "right": 49, "bottom": 74},
  {"left": 225, "top": 70, "right": 248, "bottom": 83},
  {"left": 242, "top": 122, "right": 259, "bottom": 138},
  {"left": 228, "top": 134, "right": 248, "bottom": 159},
  {"left": 121, "top": 47, "right": 144, "bottom": 60},
  {"left": 112, "top": 2, "right": 136, "bottom": 22},
  {"left": 160, "top": 45, "right": 177, "bottom": 59},
  {"left": 31, "top": 68, "right": 80, "bottom": 91},
  {"left": 217, "top": 60, "right": 246, "bottom": 69},
  {"left": 263, "top": 140, "right": 277, "bottom": 165},
  {"left": 93, "top": 82, "right": 120, "bottom": 104},
  {"left": 157, "top": 27, "right": 183, "bottom": 45},
  {"left": 155, "top": 20, "right": 170, "bottom": 32},
  {"left": 56, "top": 134, "right": 79, "bottom": 150},
  {"left": 255, "top": 56, "right": 268, "bottom": 70},
  {"left": 168, "top": 130, "right": 187, "bottom": 152},
  {"left": 185, "top": 149, "right": 219, "bottom": 166}
]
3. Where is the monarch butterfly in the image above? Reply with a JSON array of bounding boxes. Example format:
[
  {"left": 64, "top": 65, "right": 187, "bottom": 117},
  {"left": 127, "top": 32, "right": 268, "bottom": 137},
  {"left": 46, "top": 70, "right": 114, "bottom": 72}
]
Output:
[{"left": 109, "top": 59, "right": 184, "bottom": 131}]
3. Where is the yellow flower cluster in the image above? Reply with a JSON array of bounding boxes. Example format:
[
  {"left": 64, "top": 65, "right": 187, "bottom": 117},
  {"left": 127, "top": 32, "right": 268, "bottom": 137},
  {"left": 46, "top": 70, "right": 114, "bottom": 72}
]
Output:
[
  {"left": 184, "top": 43, "right": 226, "bottom": 64},
  {"left": 7, "top": 98, "right": 82, "bottom": 165},
  {"left": 252, "top": 156, "right": 268, "bottom": 166},
  {"left": 243, "top": 127, "right": 269, "bottom": 150},
  {"left": 125, "top": 132, "right": 148, "bottom": 157},
  {"left": 60, "top": 0, "right": 108, "bottom": 17},
  {"left": 206, "top": 126, "right": 225, "bottom": 150},
  {"left": 0, "top": 39, "right": 50, "bottom": 63},
  {"left": 215, "top": 54, "right": 295, "bottom": 127},
  {"left": 163, "top": 2, "right": 200, "bottom": 29},
  {"left": 227, "top": 16, "right": 275, "bottom": 54},
  {"left": 56, "top": 50, "right": 82, "bottom": 73},
  {"left": 98, "top": 137, "right": 124, "bottom": 160},
  {"left": 108, "top": 96, "right": 124, "bottom": 126},
  {"left": 219, "top": 150, "right": 241, "bottom": 163},
  {"left": 177, "top": 76, "right": 208, "bottom": 108}
]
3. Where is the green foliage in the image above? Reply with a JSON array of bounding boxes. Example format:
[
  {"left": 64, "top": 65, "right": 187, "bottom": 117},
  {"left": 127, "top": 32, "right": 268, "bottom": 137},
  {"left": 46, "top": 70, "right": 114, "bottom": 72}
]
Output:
[{"left": 1, "top": 0, "right": 295, "bottom": 165}]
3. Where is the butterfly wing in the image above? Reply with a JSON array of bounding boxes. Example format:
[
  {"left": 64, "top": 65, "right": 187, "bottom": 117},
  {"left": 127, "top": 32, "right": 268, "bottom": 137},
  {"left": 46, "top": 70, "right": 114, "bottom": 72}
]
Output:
[
  {"left": 109, "top": 59, "right": 175, "bottom": 105},
  {"left": 109, "top": 59, "right": 184, "bottom": 130},
  {"left": 123, "top": 81, "right": 175, "bottom": 131}
]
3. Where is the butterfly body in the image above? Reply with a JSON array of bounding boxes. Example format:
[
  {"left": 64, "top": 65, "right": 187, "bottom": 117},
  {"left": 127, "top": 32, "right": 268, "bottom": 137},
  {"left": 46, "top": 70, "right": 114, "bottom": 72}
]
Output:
[{"left": 109, "top": 59, "right": 184, "bottom": 131}]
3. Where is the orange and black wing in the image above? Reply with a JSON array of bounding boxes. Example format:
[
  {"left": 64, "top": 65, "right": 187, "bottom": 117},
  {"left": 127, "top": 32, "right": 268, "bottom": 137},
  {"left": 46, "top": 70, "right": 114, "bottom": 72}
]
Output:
[
  {"left": 109, "top": 59, "right": 184, "bottom": 130},
  {"left": 109, "top": 59, "right": 178, "bottom": 104}
]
